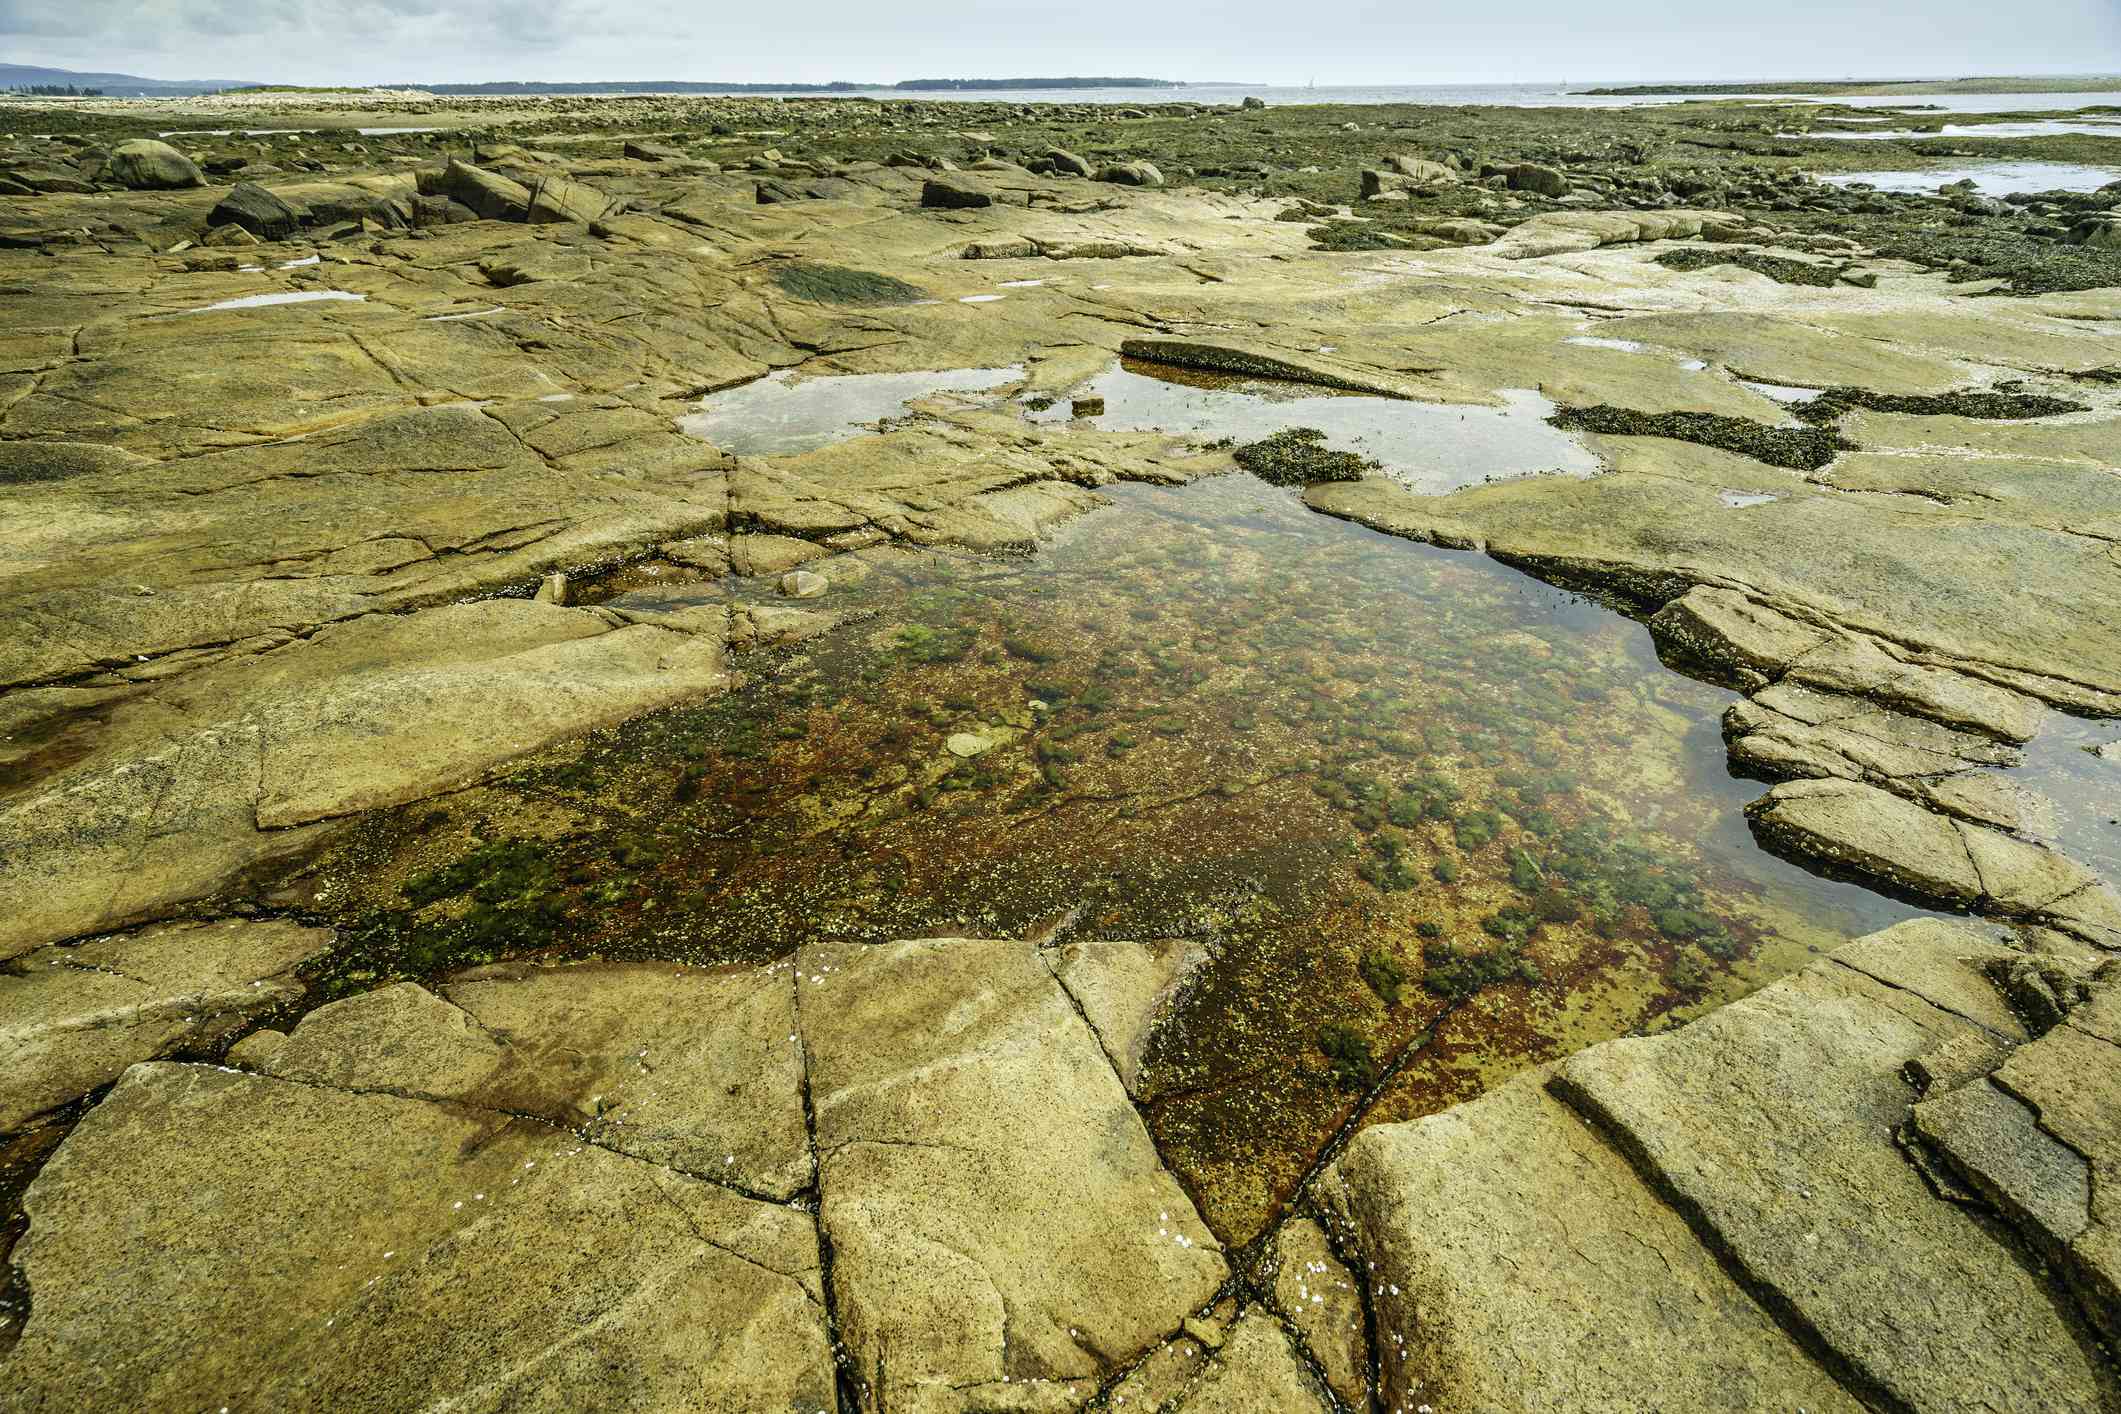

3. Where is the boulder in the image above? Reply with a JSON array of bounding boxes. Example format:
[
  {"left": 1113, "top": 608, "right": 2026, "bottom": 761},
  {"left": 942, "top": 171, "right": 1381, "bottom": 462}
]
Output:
[
  {"left": 408, "top": 192, "right": 474, "bottom": 227},
  {"left": 207, "top": 180, "right": 303, "bottom": 241},
  {"left": 104, "top": 139, "right": 203, "bottom": 190},
  {"left": 1385, "top": 153, "right": 1457, "bottom": 184},
  {"left": 622, "top": 140, "right": 686, "bottom": 161},
  {"left": 1098, "top": 160, "right": 1165, "bottom": 187},
  {"left": 921, "top": 173, "right": 994, "bottom": 208},
  {"left": 1503, "top": 161, "right": 1572, "bottom": 197},
  {"left": 1046, "top": 146, "right": 1094, "bottom": 178},
  {"left": 1358, "top": 168, "right": 1411, "bottom": 199}
]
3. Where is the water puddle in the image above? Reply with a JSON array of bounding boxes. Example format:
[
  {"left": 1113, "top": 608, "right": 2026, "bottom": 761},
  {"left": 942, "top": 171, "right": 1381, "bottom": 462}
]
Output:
[
  {"left": 1741, "top": 379, "right": 1824, "bottom": 403},
  {"left": 2005, "top": 716, "right": 2121, "bottom": 884},
  {"left": 1029, "top": 359, "right": 1603, "bottom": 495},
  {"left": 270, "top": 474, "right": 1914, "bottom": 1243},
  {"left": 1790, "top": 120, "right": 2121, "bottom": 140},
  {"left": 998, "top": 279, "right": 1047, "bottom": 288},
  {"left": 423, "top": 306, "right": 505, "bottom": 322},
  {"left": 680, "top": 366, "right": 1020, "bottom": 455},
  {"left": 185, "top": 290, "right": 367, "bottom": 312},
  {"left": 1822, "top": 162, "right": 2121, "bottom": 195},
  {"left": 1718, "top": 490, "right": 1779, "bottom": 507},
  {"left": 959, "top": 293, "right": 1007, "bottom": 304},
  {"left": 279, "top": 255, "right": 321, "bottom": 269},
  {"left": 1564, "top": 335, "right": 1647, "bottom": 353}
]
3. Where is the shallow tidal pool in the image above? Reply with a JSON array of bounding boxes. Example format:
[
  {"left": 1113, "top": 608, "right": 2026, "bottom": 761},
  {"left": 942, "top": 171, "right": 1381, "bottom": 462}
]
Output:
[{"left": 264, "top": 473, "right": 1918, "bottom": 1242}]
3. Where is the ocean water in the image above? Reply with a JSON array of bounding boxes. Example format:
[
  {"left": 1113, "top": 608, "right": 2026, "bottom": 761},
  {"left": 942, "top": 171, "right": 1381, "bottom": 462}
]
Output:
[
  {"left": 1821, "top": 161, "right": 2121, "bottom": 195},
  {"left": 744, "top": 81, "right": 2121, "bottom": 113}
]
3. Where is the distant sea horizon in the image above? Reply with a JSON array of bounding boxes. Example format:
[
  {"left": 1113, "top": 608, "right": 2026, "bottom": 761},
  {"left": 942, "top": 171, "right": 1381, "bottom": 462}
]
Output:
[{"left": 416, "top": 80, "right": 2121, "bottom": 114}]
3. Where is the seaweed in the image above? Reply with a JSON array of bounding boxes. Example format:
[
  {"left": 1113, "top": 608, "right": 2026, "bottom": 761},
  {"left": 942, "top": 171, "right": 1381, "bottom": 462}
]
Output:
[
  {"left": 1548, "top": 404, "right": 1856, "bottom": 472},
  {"left": 1232, "top": 427, "right": 1377, "bottom": 486},
  {"left": 770, "top": 261, "right": 928, "bottom": 305}
]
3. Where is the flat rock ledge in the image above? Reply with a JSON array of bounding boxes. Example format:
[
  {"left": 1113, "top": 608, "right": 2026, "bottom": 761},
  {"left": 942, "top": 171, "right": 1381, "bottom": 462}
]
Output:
[
  {"left": 1321, "top": 917, "right": 2121, "bottom": 1414},
  {"left": 0, "top": 941, "right": 1240, "bottom": 1413},
  {"left": 7, "top": 921, "right": 2118, "bottom": 1411}
]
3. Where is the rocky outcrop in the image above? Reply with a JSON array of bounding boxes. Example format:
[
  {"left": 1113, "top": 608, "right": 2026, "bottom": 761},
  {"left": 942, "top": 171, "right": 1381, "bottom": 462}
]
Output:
[
  {"left": 207, "top": 179, "right": 301, "bottom": 239},
  {"left": 423, "top": 157, "right": 532, "bottom": 220},
  {"left": 1486, "top": 207, "right": 1743, "bottom": 257},
  {"left": 0, "top": 918, "right": 330, "bottom": 1129},
  {"left": 920, "top": 174, "right": 994, "bottom": 209},
  {"left": 1747, "top": 777, "right": 2121, "bottom": 945},
  {"left": 1325, "top": 920, "right": 2119, "bottom": 1414},
  {"left": 2, "top": 939, "right": 1236, "bottom": 1410},
  {"left": 2, "top": 1062, "right": 837, "bottom": 1412},
  {"left": 800, "top": 938, "right": 1228, "bottom": 1411},
  {"left": 1261, "top": 1218, "right": 1367, "bottom": 1409},
  {"left": 0, "top": 601, "right": 733, "bottom": 958}
]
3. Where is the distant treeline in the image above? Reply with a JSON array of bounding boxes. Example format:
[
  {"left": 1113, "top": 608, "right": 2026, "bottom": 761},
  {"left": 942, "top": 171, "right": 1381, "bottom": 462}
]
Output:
[
  {"left": 401, "top": 76, "right": 1179, "bottom": 96},
  {"left": 5, "top": 84, "right": 105, "bottom": 96},
  {"left": 894, "top": 77, "right": 1178, "bottom": 90}
]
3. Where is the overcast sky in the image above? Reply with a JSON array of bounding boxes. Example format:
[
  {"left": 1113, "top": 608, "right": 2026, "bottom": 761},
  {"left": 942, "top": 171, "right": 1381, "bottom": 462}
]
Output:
[{"left": 4, "top": 0, "right": 2119, "bottom": 87}]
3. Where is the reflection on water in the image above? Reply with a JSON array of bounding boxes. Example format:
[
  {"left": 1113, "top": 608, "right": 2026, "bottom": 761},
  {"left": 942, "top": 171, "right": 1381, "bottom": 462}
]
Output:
[
  {"left": 1791, "top": 120, "right": 2121, "bottom": 140},
  {"left": 1031, "top": 359, "right": 1604, "bottom": 494},
  {"left": 275, "top": 473, "right": 1916, "bottom": 1242},
  {"left": 1741, "top": 378, "right": 1825, "bottom": 403},
  {"left": 184, "top": 290, "right": 367, "bottom": 312},
  {"left": 680, "top": 366, "right": 1021, "bottom": 454},
  {"left": 2008, "top": 716, "right": 2121, "bottom": 884},
  {"left": 1822, "top": 162, "right": 2121, "bottom": 194}
]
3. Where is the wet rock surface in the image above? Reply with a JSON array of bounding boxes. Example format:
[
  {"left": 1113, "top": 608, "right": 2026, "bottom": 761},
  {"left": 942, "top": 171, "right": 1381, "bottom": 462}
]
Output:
[{"left": 0, "top": 84, "right": 2117, "bottom": 1409}]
